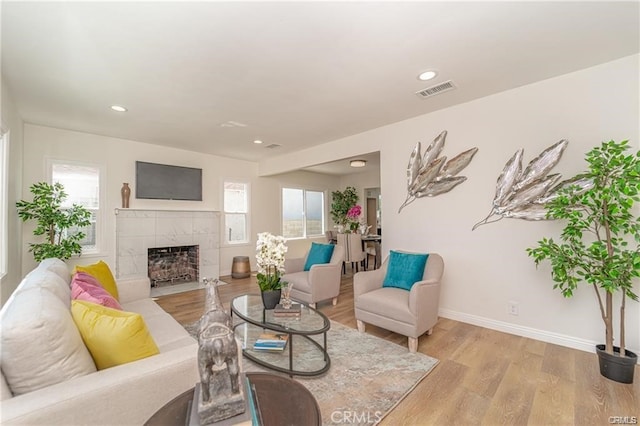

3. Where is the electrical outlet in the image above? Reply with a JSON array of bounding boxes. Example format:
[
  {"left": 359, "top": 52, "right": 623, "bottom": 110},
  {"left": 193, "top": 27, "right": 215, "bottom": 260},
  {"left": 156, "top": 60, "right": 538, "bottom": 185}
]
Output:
[{"left": 508, "top": 301, "right": 519, "bottom": 316}]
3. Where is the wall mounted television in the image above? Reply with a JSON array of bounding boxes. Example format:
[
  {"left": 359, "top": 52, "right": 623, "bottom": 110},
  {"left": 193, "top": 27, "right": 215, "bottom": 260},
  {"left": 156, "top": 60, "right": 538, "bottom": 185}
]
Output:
[{"left": 135, "top": 161, "right": 202, "bottom": 201}]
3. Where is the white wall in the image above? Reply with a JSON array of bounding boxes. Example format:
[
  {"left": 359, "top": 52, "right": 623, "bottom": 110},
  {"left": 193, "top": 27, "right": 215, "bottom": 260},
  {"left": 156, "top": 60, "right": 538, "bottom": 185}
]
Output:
[
  {"left": 18, "top": 125, "right": 342, "bottom": 283},
  {"left": 338, "top": 169, "right": 380, "bottom": 208},
  {"left": 0, "top": 80, "right": 24, "bottom": 304},
  {"left": 261, "top": 55, "right": 640, "bottom": 355}
]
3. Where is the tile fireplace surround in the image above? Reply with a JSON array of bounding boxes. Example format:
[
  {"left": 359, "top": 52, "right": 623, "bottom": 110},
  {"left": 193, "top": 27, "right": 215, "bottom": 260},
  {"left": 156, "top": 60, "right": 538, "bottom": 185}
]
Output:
[{"left": 115, "top": 209, "right": 220, "bottom": 281}]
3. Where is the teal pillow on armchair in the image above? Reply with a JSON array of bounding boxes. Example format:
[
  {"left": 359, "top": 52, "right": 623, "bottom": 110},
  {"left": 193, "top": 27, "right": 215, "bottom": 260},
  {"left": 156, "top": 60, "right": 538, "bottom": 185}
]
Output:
[
  {"left": 382, "top": 251, "right": 429, "bottom": 291},
  {"left": 304, "top": 242, "right": 335, "bottom": 271}
]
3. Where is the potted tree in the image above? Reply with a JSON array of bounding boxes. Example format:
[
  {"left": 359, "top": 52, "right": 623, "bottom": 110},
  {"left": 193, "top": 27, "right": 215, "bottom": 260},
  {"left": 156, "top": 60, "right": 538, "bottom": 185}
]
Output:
[
  {"left": 16, "top": 182, "right": 92, "bottom": 261},
  {"left": 330, "top": 186, "right": 358, "bottom": 232},
  {"left": 527, "top": 140, "right": 639, "bottom": 383}
]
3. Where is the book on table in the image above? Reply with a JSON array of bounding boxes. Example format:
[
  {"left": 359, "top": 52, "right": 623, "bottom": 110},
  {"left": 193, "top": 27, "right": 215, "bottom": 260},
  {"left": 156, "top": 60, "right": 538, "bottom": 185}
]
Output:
[
  {"left": 253, "top": 333, "right": 289, "bottom": 351},
  {"left": 273, "top": 303, "right": 301, "bottom": 316},
  {"left": 273, "top": 310, "right": 301, "bottom": 318}
]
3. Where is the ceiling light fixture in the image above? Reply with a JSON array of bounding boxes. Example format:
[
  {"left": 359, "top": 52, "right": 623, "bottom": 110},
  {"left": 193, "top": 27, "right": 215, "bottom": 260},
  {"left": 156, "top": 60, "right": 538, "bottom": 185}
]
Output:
[
  {"left": 253, "top": 140, "right": 263, "bottom": 144},
  {"left": 110, "top": 105, "right": 127, "bottom": 112},
  {"left": 418, "top": 70, "right": 437, "bottom": 81},
  {"left": 350, "top": 159, "right": 367, "bottom": 168}
]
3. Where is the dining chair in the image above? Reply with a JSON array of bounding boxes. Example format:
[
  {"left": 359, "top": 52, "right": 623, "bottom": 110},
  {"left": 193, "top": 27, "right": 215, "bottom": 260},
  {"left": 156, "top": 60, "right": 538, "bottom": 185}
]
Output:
[
  {"left": 336, "top": 233, "right": 365, "bottom": 273},
  {"left": 364, "top": 241, "right": 380, "bottom": 270},
  {"left": 324, "top": 230, "right": 337, "bottom": 244}
]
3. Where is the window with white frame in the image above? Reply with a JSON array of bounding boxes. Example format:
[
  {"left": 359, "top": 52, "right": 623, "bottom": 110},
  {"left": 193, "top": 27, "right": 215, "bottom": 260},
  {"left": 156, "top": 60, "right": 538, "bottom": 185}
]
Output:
[
  {"left": 0, "top": 129, "right": 8, "bottom": 277},
  {"left": 50, "top": 161, "right": 101, "bottom": 253},
  {"left": 224, "top": 181, "right": 249, "bottom": 244},
  {"left": 282, "top": 187, "right": 325, "bottom": 239}
]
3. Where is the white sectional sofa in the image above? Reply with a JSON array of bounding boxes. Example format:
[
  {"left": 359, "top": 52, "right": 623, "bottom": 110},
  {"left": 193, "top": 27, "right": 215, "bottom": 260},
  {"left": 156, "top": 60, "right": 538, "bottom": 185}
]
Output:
[{"left": 0, "top": 258, "right": 199, "bottom": 425}]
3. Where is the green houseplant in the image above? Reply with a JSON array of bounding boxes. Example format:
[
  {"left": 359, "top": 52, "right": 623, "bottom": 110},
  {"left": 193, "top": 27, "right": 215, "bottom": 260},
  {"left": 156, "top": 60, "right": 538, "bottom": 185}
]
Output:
[
  {"left": 16, "top": 182, "right": 92, "bottom": 262},
  {"left": 527, "top": 140, "right": 639, "bottom": 383},
  {"left": 330, "top": 186, "right": 359, "bottom": 229},
  {"left": 255, "top": 232, "right": 288, "bottom": 309}
]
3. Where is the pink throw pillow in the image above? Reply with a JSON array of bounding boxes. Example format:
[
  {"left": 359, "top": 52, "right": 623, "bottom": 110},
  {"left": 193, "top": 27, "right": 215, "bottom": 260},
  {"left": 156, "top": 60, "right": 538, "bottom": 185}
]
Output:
[{"left": 71, "top": 272, "right": 122, "bottom": 310}]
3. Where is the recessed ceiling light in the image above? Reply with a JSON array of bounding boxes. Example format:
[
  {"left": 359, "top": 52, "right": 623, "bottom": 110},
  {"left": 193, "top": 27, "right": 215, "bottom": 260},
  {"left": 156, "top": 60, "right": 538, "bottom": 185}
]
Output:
[
  {"left": 110, "top": 105, "right": 127, "bottom": 112},
  {"left": 418, "top": 70, "right": 437, "bottom": 81},
  {"left": 350, "top": 159, "right": 367, "bottom": 168},
  {"left": 253, "top": 140, "right": 263, "bottom": 144}
]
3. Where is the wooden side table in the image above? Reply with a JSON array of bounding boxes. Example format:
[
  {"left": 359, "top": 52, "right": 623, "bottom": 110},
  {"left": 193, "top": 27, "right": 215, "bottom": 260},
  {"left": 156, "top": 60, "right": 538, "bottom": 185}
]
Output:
[
  {"left": 231, "top": 256, "right": 251, "bottom": 279},
  {"left": 145, "top": 373, "right": 321, "bottom": 426}
]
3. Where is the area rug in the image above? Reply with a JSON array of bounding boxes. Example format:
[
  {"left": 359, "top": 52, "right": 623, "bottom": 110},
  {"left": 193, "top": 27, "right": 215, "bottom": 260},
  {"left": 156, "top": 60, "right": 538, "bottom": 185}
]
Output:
[{"left": 185, "top": 320, "right": 438, "bottom": 425}]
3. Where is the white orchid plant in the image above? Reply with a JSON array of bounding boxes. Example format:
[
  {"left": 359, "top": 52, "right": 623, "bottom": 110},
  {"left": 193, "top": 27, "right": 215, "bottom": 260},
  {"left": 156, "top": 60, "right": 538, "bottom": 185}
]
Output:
[{"left": 256, "top": 232, "right": 288, "bottom": 291}]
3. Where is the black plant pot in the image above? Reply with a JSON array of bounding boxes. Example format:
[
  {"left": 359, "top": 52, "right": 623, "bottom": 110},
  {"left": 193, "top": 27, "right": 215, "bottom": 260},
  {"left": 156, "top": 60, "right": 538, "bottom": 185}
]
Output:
[
  {"left": 261, "top": 289, "right": 281, "bottom": 310},
  {"left": 596, "top": 344, "right": 637, "bottom": 384}
]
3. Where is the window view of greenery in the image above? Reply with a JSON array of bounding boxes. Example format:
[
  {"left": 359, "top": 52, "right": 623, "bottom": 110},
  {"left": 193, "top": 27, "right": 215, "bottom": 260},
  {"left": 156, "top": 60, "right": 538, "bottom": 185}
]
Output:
[
  {"left": 224, "top": 182, "right": 248, "bottom": 243},
  {"left": 52, "top": 163, "right": 99, "bottom": 251},
  {"left": 282, "top": 188, "right": 324, "bottom": 238}
]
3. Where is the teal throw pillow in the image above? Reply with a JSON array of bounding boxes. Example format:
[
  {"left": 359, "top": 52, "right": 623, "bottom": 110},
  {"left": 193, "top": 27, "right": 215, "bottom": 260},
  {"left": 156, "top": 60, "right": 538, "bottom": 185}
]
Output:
[
  {"left": 304, "top": 242, "right": 335, "bottom": 271},
  {"left": 382, "top": 251, "right": 429, "bottom": 291}
]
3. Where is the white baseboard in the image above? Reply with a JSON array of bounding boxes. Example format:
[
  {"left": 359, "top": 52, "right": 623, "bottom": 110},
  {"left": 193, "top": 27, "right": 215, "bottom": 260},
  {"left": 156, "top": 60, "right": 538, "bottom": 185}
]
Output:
[{"left": 438, "top": 308, "right": 639, "bottom": 363}]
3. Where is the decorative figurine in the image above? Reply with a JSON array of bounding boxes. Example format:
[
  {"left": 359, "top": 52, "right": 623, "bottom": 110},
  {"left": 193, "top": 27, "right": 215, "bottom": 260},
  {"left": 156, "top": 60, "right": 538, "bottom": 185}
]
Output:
[{"left": 197, "top": 278, "right": 245, "bottom": 424}]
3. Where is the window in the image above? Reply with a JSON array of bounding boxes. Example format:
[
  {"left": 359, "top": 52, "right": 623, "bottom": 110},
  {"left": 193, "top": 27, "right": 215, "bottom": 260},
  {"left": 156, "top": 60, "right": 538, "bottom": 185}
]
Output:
[
  {"left": 50, "top": 161, "right": 102, "bottom": 254},
  {"left": 282, "top": 188, "right": 325, "bottom": 239},
  {"left": 224, "top": 181, "right": 249, "bottom": 244},
  {"left": 0, "top": 129, "right": 7, "bottom": 277}
]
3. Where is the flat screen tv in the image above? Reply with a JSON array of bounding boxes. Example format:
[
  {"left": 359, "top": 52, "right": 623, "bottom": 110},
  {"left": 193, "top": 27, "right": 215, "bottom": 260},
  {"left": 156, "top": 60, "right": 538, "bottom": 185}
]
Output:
[{"left": 136, "top": 161, "right": 202, "bottom": 201}]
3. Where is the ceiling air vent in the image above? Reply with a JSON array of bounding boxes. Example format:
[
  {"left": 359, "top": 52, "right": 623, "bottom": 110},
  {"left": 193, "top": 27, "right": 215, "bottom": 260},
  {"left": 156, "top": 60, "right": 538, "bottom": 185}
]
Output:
[
  {"left": 265, "top": 143, "right": 281, "bottom": 149},
  {"left": 219, "top": 120, "right": 247, "bottom": 128},
  {"left": 416, "top": 80, "right": 456, "bottom": 99}
]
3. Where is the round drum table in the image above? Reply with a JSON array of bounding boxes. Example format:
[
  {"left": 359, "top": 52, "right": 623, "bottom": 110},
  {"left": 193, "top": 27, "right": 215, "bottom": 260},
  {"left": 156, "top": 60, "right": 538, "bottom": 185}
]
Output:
[
  {"left": 231, "top": 256, "right": 251, "bottom": 279},
  {"left": 144, "top": 372, "right": 321, "bottom": 426}
]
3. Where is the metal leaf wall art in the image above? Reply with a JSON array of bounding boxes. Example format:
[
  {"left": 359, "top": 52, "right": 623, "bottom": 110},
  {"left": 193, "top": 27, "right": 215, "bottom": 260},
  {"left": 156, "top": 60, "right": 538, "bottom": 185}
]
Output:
[
  {"left": 398, "top": 130, "right": 478, "bottom": 213},
  {"left": 472, "top": 139, "right": 594, "bottom": 230}
]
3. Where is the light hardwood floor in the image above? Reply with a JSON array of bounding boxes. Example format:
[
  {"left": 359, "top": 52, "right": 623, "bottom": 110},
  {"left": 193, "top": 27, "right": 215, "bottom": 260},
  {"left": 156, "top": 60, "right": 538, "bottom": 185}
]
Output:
[{"left": 156, "top": 272, "right": 639, "bottom": 425}]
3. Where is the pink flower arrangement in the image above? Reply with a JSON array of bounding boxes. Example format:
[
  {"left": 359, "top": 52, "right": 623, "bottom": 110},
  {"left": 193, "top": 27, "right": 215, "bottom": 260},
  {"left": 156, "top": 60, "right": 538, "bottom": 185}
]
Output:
[
  {"left": 346, "top": 205, "right": 362, "bottom": 220},
  {"left": 346, "top": 205, "right": 362, "bottom": 231}
]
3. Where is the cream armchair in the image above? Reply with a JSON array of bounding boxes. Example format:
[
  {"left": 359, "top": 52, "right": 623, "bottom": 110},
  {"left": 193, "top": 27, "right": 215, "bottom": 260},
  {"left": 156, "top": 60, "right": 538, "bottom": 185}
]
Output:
[
  {"left": 353, "top": 252, "right": 444, "bottom": 352},
  {"left": 282, "top": 244, "right": 345, "bottom": 308}
]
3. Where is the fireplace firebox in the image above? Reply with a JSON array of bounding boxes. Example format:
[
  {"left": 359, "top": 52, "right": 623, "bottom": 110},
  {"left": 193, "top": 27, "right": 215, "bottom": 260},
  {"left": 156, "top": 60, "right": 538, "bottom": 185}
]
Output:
[{"left": 148, "top": 245, "right": 199, "bottom": 287}]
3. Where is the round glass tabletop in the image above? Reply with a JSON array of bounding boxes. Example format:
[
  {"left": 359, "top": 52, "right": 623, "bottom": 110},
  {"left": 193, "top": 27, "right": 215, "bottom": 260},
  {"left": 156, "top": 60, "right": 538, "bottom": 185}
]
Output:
[{"left": 231, "top": 294, "right": 329, "bottom": 335}]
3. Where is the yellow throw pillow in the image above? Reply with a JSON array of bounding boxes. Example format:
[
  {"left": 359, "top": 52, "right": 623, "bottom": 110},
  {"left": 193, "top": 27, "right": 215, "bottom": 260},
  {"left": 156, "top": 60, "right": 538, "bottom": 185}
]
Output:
[
  {"left": 71, "top": 300, "right": 159, "bottom": 370},
  {"left": 74, "top": 261, "right": 119, "bottom": 301}
]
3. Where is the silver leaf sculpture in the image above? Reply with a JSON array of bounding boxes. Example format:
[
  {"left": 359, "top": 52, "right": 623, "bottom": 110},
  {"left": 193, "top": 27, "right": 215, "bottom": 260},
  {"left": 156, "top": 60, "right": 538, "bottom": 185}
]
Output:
[
  {"left": 473, "top": 139, "right": 594, "bottom": 230},
  {"left": 399, "top": 130, "right": 478, "bottom": 213}
]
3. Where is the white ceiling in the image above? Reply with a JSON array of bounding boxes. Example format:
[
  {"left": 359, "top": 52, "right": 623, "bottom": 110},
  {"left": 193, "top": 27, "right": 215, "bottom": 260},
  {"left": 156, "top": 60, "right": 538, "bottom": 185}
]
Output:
[{"left": 2, "top": 2, "right": 639, "bottom": 172}]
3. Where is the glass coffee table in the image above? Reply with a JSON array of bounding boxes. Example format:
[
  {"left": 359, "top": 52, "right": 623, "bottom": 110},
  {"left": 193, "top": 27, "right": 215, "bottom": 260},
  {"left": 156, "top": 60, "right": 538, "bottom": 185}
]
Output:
[{"left": 230, "top": 294, "right": 330, "bottom": 377}]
